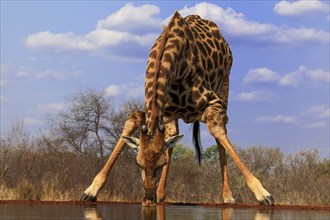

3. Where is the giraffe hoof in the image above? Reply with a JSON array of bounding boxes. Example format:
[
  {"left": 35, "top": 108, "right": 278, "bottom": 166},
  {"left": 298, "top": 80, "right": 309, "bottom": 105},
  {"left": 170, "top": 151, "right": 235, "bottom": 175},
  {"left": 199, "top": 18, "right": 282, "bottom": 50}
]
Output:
[
  {"left": 80, "top": 193, "right": 97, "bottom": 202},
  {"left": 157, "top": 196, "right": 165, "bottom": 203},
  {"left": 224, "top": 198, "right": 236, "bottom": 204},
  {"left": 259, "top": 195, "right": 274, "bottom": 205}
]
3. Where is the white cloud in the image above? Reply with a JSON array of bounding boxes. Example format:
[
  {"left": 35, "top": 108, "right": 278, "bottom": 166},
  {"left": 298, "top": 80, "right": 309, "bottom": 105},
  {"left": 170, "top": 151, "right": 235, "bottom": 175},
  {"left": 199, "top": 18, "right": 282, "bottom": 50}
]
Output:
[
  {"left": 274, "top": 0, "right": 329, "bottom": 16},
  {"left": 274, "top": 27, "right": 329, "bottom": 44},
  {"left": 304, "top": 67, "right": 330, "bottom": 83},
  {"left": 25, "top": 3, "right": 160, "bottom": 57},
  {"left": 278, "top": 68, "right": 304, "bottom": 87},
  {"left": 35, "top": 69, "right": 81, "bottom": 80},
  {"left": 178, "top": 2, "right": 329, "bottom": 44},
  {"left": 1, "top": 63, "right": 81, "bottom": 81},
  {"left": 178, "top": 2, "right": 277, "bottom": 37},
  {"left": 244, "top": 68, "right": 279, "bottom": 84},
  {"left": 37, "top": 102, "right": 67, "bottom": 113},
  {"left": 105, "top": 85, "right": 121, "bottom": 96},
  {"left": 25, "top": 31, "right": 94, "bottom": 52},
  {"left": 257, "top": 115, "right": 298, "bottom": 124},
  {"left": 23, "top": 117, "right": 44, "bottom": 126},
  {"left": 232, "top": 91, "right": 278, "bottom": 102},
  {"left": 24, "top": 2, "right": 330, "bottom": 59},
  {"left": 105, "top": 83, "right": 144, "bottom": 98},
  {"left": 303, "top": 105, "right": 330, "bottom": 118},
  {"left": 307, "top": 121, "right": 328, "bottom": 128},
  {"left": 245, "top": 66, "right": 329, "bottom": 87},
  {"left": 25, "top": 30, "right": 157, "bottom": 53},
  {"left": 126, "top": 85, "right": 145, "bottom": 98},
  {"left": 97, "top": 3, "right": 162, "bottom": 33},
  {"left": 278, "top": 65, "right": 330, "bottom": 87}
]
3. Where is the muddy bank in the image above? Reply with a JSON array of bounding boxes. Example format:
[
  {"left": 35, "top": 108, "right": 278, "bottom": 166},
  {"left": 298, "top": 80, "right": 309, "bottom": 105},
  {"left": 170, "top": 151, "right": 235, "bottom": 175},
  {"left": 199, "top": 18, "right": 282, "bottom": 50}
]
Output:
[{"left": 1, "top": 200, "right": 329, "bottom": 212}]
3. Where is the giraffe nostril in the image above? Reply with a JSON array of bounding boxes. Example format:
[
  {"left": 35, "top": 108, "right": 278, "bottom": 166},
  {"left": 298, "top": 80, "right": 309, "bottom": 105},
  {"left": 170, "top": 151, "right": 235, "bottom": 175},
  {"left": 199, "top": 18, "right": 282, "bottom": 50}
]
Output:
[{"left": 146, "top": 196, "right": 155, "bottom": 203}]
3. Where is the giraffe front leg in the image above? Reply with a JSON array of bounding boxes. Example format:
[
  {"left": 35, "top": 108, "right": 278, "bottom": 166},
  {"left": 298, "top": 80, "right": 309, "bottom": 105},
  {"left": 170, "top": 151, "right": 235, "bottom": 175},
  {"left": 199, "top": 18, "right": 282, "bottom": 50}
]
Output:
[
  {"left": 156, "top": 148, "right": 173, "bottom": 202},
  {"left": 156, "top": 120, "right": 178, "bottom": 202},
  {"left": 204, "top": 107, "right": 274, "bottom": 205},
  {"left": 216, "top": 140, "right": 235, "bottom": 204},
  {"left": 81, "top": 111, "right": 144, "bottom": 202}
]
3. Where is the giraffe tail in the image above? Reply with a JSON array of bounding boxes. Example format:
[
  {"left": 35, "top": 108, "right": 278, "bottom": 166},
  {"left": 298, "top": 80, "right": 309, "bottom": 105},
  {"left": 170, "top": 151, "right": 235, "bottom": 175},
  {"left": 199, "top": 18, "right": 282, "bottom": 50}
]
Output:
[{"left": 192, "top": 121, "right": 203, "bottom": 165}]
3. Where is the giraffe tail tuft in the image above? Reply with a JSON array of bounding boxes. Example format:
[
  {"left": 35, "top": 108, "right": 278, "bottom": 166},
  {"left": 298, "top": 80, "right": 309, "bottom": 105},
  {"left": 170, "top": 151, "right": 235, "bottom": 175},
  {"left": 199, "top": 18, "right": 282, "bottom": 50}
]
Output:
[{"left": 192, "top": 121, "right": 203, "bottom": 165}]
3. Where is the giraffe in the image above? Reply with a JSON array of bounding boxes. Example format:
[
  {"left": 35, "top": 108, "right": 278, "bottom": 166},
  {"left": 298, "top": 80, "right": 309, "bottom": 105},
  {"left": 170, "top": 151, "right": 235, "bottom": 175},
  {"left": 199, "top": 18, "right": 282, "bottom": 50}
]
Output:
[{"left": 81, "top": 11, "right": 274, "bottom": 206}]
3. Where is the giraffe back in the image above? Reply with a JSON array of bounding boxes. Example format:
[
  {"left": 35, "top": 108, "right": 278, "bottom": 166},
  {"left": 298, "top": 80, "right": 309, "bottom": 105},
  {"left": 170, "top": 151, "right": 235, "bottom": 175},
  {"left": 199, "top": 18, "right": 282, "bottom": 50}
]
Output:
[{"left": 145, "top": 11, "right": 233, "bottom": 130}]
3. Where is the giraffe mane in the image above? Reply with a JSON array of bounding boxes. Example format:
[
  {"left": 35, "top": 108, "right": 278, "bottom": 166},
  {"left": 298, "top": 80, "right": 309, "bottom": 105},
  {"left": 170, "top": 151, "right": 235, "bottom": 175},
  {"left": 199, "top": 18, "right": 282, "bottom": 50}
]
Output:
[{"left": 148, "top": 11, "right": 180, "bottom": 134}]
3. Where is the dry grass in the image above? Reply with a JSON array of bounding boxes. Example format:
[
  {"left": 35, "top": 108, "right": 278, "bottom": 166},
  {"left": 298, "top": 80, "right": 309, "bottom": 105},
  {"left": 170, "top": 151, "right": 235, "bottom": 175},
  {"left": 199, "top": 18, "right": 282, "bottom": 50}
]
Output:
[{"left": 0, "top": 139, "right": 329, "bottom": 205}]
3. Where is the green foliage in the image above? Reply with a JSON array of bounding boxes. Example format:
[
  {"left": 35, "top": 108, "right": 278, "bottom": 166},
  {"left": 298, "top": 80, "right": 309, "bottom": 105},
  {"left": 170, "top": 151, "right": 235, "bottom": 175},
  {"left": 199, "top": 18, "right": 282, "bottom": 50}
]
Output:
[
  {"left": 203, "top": 145, "right": 219, "bottom": 162},
  {"left": 316, "top": 158, "right": 330, "bottom": 176},
  {"left": 172, "top": 144, "right": 194, "bottom": 160}
]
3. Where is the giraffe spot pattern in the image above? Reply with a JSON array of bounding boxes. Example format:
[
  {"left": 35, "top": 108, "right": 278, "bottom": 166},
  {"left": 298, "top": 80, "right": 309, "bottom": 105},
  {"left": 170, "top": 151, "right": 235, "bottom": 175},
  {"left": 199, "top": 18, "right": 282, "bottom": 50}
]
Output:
[{"left": 144, "top": 12, "right": 233, "bottom": 125}]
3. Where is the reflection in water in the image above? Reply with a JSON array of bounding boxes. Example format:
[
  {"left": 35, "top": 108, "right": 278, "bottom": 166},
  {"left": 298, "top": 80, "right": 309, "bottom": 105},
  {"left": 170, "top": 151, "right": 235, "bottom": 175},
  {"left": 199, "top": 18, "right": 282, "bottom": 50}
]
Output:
[
  {"left": 83, "top": 204, "right": 272, "bottom": 220},
  {"left": 254, "top": 210, "right": 272, "bottom": 220},
  {"left": 84, "top": 205, "right": 166, "bottom": 220},
  {"left": 222, "top": 207, "right": 272, "bottom": 220},
  {"left": 141, "top": 205, "right": 165, "bottom": 220},
  {"left": 222, "top": 208, "right": 233, "bottom": 219},
  {"left": 1, "top": 203, "right": 329, "bottom": 220},
  {"left": 84, "top": 207, "right": 104, "bottom": 220},
  {"left": 141, "top": 206, "right": 157, "bottom": 220}
]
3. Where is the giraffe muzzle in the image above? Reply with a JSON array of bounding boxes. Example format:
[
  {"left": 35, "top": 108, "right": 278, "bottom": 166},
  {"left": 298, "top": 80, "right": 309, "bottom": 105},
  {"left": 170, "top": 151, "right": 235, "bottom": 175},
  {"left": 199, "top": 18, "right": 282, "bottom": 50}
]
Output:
[{"left": 143, "top": 194, "right": 156, "bottom": 207}]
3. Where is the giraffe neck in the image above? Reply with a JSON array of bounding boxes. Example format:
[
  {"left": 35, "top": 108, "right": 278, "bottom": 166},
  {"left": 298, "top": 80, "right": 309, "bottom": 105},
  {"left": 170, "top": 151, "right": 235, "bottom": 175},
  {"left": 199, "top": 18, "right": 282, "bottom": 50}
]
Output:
[{"left": 144, "top": 11, "right": 183, "bottom": 135}]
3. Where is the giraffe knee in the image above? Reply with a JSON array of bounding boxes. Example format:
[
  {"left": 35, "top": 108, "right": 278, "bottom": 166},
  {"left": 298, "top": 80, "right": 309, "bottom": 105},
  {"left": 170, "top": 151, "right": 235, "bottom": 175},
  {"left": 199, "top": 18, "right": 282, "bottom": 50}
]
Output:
[
  {"left": 224, "top": 115, "right": 229, "bottom": 125},
  {"left": 124, "top": 111, "right": 145, "bottom": 131},
  {"left": 207, "top": 122, "right": 227, "bottom": 139}
]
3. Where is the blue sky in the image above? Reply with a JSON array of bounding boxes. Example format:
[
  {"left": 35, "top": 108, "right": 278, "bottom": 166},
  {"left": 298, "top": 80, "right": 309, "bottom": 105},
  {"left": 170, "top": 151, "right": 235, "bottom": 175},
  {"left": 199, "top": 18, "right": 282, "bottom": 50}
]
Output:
[{"left": 1, "top": 1, "right": 329, "bottom": 156}]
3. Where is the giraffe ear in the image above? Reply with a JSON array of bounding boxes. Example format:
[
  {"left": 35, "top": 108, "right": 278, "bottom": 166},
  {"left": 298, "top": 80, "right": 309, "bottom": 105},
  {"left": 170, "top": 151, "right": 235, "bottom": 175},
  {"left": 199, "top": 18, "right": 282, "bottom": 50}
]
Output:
[
  {"left": 122, "top": 136, "right": 140, "bottom": 149},
  {"left": 164, "top": 134, "right": 184, "bottom": 150}
]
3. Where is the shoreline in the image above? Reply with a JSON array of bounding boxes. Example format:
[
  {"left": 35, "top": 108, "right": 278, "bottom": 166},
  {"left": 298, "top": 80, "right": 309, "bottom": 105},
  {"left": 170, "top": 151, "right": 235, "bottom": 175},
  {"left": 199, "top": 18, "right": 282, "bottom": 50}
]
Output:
[{"left": 1, "top": 200, "right": 329, "bottom": 211}]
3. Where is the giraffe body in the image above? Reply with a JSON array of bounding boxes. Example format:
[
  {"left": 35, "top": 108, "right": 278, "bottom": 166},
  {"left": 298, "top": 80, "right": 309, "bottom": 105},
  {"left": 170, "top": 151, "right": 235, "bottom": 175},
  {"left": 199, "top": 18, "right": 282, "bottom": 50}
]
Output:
[
  {"left": 145, "top": 12, "right": 232, "bottom": 129},
  {"left": 81, "top": 11, "right": 274, "bottom": 206}
]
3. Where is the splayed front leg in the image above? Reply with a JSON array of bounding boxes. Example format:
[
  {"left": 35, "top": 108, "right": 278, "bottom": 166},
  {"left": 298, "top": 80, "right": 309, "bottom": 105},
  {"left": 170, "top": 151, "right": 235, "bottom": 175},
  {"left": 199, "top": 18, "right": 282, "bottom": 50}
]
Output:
[
  {"left": 155, "top": 148, "right": 173, "bottom": 202},
  {"left": 217, "top": 140, "right": 235, "bottom": 204},
  {"left": 156, "top": 120, "right": 178, "bottom": 202},
  {"left": 81, "top": 174, "right": 105, "bottom": 202},
  {"left": 216, "top": 134, "right": 274, "bottom": 205},
  {"left": 204, "top": 106, "right": 274, "bottom": 205},
  {"left": 80, "top": 111, "right": 144, "bottom": 202},
  {"left": 246, "top": 176, "right": 275, "bottom": 205}
]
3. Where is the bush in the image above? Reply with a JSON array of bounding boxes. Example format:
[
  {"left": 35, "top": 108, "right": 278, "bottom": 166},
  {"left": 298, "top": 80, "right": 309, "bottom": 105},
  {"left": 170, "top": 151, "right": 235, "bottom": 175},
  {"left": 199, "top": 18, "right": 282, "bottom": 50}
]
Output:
[{"left": 0, "top": 125, "right": 329, "bottom": 205}]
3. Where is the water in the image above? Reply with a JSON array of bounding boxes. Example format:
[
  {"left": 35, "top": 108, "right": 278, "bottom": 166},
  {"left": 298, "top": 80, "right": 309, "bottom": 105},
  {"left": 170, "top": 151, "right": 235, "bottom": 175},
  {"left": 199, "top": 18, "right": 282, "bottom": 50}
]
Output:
[{"left": 0, "top": 203, "right": 329, "bottom": 220}]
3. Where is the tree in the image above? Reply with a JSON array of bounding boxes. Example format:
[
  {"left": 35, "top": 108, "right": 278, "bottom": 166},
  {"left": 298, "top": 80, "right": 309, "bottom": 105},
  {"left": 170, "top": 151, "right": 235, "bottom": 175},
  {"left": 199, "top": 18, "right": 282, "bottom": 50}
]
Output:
[
  {"left": 238, "top": 146, "right": 283, "bottom": 176},
  {"left": 1, "top": 120, "right": 30, "bottom": 149},
  {"left": 172, "top": 144, "right": 194, "bottom": 160},
  {"left": 203, "top": 145, "right": 219, "bottom": 162},
  {"left": 106, "top": 97, "right": 144, "bottom": 147},
  {"left": 47, "top": 88, "right": 114, "bottom": 157},
  {"left": 46, "top": 88, "right": 144, "bottom": 157}
]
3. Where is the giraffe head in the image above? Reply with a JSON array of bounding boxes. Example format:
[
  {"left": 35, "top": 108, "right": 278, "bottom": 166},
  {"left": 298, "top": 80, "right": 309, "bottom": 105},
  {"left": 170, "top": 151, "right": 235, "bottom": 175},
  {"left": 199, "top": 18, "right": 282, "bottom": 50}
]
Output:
[{"left": 122, "top": 124, "right": 183, "bottom": 206}]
